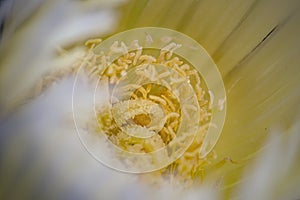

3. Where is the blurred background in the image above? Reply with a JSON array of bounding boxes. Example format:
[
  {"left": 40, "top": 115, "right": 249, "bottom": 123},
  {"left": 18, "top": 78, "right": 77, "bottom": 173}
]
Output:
[{"left": 0, "top": 0, "right": 300, "bottom": 199}]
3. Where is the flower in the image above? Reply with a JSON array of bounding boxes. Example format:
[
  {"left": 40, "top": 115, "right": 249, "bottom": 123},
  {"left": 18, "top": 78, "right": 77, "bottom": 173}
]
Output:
[{"left": 0, "top": 0, "right": 300, "bottom": 200}]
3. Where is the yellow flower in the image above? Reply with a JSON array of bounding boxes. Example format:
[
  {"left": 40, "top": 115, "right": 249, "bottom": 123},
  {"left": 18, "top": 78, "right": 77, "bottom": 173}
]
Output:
[{"left": 0, "top": 0, "right": 299, "bottom": 200}]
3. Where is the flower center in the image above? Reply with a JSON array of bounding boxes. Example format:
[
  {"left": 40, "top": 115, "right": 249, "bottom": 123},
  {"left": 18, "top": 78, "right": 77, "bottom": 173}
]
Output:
[{"left": 132, "top": 113, "right": 151, "bottom": 127}]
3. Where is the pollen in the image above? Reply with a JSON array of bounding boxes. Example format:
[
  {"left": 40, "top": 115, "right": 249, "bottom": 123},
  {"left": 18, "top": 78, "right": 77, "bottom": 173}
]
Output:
[{"left": 83, "top": 34, "right": 214, "bottom": 186}]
